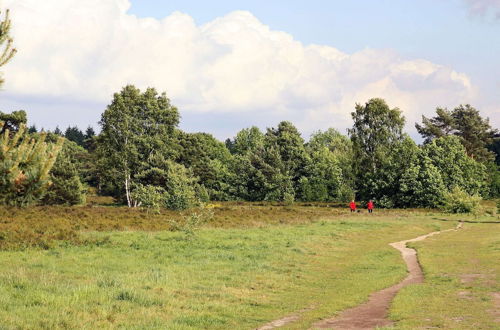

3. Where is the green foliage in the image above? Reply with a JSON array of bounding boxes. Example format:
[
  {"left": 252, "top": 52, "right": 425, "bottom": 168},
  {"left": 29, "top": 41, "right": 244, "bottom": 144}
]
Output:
[
  {"left": 483, "top": 162, "right": 500, "bottom": 198},
  {"left": 168, "top": 206, "right": 214, "bottom": 237},
  {"left": 349, "top": 98, "right": 406, "bottom": 202},
  {"left": 96, "top": 85, "right": 180, "bottom": 207},
  {"left": 0, "top": 123, "right": 63, "bottom": 207},
  {"left": 131, "top": 184, "right": 165, "bottom": 214},
  {"left": 0, "top": 9, "right": 16, "bottom": 87},
  {"left": 298, "top": 148, "right": 342, "bottom": 202},
  {"left": 176, "top": 131, "right": 233, "bottom": 200},
  {"left": 488, "top": 137, "right": 500, "bottom": 165},
  {"left": 307, "top": 128, "right": 355, "bottom": 201},
  {"left": 64, "top": 126, "right": 85, "bottom": 147},
  {"left": 42, "top": 143, "right": 86, "bottom": 206},
  {"left": 0, "top": 110, "right": 26, "bottom": 134},
  {"left": 228, "top": 126, "right": 265, "bottom": 155},
  {"left": 162, "top": 161, "right": 198, "bottom": 210},
  {"left": 424, "top": 136, "right": 487, "bottom": 195},
  {"left": 441, "top": 186, "right": 482, "bottom": 214},
  {"left": 230, "top": 146, "right": 295, "bottom": 202},
  {"left": 228, "top": 125, "right": 300, "bottom": 202},
  {"left": 416, "top": 104, "right": 497, "bottom": 163},
  {"left": 399, "top": 154, "right": 446, "bottom": 208},
  {"left": 265, "top": 121, "right": 309, "bottom": 186}
]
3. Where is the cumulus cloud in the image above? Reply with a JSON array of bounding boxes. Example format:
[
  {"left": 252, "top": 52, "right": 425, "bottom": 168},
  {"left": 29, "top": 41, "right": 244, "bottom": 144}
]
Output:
[
  {"left": 0, "top": 0, "right": 477, "bottom": 137},
  {"left": 464, "top": 0, "right": 500, "bottom": 19}
]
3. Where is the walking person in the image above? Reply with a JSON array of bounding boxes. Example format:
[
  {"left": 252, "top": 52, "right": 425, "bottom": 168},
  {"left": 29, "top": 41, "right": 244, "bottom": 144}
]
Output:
[
  {"left": 367, "top": 200, "right": 374, "bottom": 213},
  {"left": 349, "top": 200, "right": 356, "bottom": 213}
]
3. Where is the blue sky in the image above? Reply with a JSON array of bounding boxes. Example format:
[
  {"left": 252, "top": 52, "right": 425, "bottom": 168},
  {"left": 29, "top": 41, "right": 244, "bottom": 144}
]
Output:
[{"left": 1, "top": 0, "right": 499, "bottom": 140}]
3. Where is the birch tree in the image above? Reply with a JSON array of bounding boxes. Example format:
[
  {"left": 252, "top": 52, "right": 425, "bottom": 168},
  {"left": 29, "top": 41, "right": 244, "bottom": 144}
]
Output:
[{"left": 96, "top": 85, "right": 180, "bottom": 207}]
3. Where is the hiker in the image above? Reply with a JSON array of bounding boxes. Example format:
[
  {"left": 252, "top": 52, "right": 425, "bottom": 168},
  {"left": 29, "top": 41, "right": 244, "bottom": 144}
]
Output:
[
  {"left": 349, "top": 200, "right": 356, "bottom": 213},
  {"left": 367, "top": 200, "right": 374, "bottom": 213}
]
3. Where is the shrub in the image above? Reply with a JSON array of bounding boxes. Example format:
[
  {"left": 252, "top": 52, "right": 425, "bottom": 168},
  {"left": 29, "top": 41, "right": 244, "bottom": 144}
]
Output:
[
  {"left": 164, "top": 161, "right": 199, "bottom": 210},
  {"left": 131, "top": 184, "right": 165, "bottom": 214},
  {"left": 441, "top": 186, "right": 482, "bottom": 214},
  {"left": 168, "top": 206, "right": 214, "bottom": 237}
]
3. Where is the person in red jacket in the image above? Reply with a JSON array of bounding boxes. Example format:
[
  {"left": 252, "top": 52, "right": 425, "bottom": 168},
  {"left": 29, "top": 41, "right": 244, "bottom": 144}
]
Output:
[
  {"left": 367, "top": 200, "right": 374, "bottom": 213},
  {"left": 349, "top": 200, "right": 356, "bottom": 213}
]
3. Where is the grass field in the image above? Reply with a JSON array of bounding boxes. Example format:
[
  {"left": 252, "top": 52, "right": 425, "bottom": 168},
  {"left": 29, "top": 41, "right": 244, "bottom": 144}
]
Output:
[
  {"left": 0, "top": 202, "right": 498, "bottom": 329},
  {"left": 388, "top": 222, "right": 500, "bottom": 329}
]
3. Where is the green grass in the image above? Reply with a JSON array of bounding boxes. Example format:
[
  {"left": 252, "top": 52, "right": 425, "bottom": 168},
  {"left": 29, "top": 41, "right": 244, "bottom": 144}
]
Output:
[
  {"left": 388, "top": 222, "right": 500, "bottom": 329},
  {"left": 0, "top": 211, "right": 453, "bottom": 329}
]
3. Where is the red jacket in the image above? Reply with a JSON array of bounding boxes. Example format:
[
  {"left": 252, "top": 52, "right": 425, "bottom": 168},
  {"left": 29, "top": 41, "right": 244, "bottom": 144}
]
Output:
[
  {"left": 367, "top": 201, "right": 374, "bottom": 210},
  {"left": 349, "top": 201, "right": 356, "bottom": 210}
]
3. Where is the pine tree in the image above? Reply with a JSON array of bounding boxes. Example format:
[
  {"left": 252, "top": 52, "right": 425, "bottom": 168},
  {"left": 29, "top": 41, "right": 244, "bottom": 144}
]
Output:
[
  {"left": 0, "top": 122, "right": 64, "bottom": 206},
  {"left": 0, "top": 9, "right": 16, "bottom": 87},
  {"left": 42, "top": 144, "right": 86, "bottom": 205},
  {"left": 64, "top": 126, "right": 85, "bottom": 147}
]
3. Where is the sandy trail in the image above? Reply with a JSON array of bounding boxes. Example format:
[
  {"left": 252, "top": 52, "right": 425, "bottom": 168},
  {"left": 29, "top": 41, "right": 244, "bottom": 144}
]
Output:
[
  {"left": 256, "top": 225, "right": 458, "bottom": 330},
  {"left": 312, "top": 226, "right": 457, "bottom": 329}
]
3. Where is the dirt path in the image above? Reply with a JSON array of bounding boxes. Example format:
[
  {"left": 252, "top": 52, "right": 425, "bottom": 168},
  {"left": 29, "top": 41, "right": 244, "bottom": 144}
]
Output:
[{"left": 312, "top": 226, "right": 458, "bottom": 329}]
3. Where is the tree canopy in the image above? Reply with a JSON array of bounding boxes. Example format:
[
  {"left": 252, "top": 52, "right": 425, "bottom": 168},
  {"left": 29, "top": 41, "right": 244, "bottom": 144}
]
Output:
[
  {"left": 0, "top": 9, "right": 16, "bottom": 87},
  {"left": 416, "top": 105, "right": 497, "bottom": 162}
]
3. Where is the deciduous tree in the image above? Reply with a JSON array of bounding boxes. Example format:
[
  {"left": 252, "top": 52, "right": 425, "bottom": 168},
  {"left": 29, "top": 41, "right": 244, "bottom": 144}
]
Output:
[
  {"left": 348, "top": 98, "right": 405, "bottom": 203},
  {"left": 96, "top": 85, "right": 180, "bottom": 207}
]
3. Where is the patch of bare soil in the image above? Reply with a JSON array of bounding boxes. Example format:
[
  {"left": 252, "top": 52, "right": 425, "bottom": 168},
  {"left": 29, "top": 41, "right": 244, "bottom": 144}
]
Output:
[{"left": 311, "top": 227, "right": 457, "bottom": 329}]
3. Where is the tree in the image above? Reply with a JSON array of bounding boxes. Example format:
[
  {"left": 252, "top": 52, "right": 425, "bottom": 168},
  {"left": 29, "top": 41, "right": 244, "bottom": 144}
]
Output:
[
  {"left": 176, "top": 131, "right": 233, "bottom": 200},
  {"left": 488, "top": 135, "right": 500, "bottom": 166},
  {"left": 307, "top": 129, "right": 355, "bottom": 201},
  {"left": 83, "top": 126, "right": 96, "bottom": 150},
  {"left": 96, "top": 85, "right": 180, "bottom": 207},
  {"left": 348, "top": 98, "right": 405, "bottom": 203},
  {"left": 53, "top": 126, "right": 63, "bottom": 136},
  {"left": 0, "top": 123, "right": 64, "bottom": 206},
  {"left": 228, "top": 126, "right": 265, "bottom": 155},
  {"left": 134, "top": 153, "right": 198, "bottom": 210},
  {"left": 416, "top": 105, "right": 496, "bottom": 162},
  {"left": 0, "top": 9, "right": 16, "bottom": 87},
  {"left": 424, "top": 136, "right": 487, "bottom": 196},
  {"left": 265, "top": 121, "right": 309, "bottom": 188},
  {"left": 230, "top": 145, "right": 294, "bottom": 202},
  {"left": 0, "top": 110, "right": 26, "bottom": 134},
  {"left": 42, "top": 141, "right": 86, "bottom": 205},
  {"left": 64, "top": 126, "right": 85, "bottom": 147},
  {"left": 399, "top": 152, "right": 447, "bottom": 208},
  {"left": 297, "top": 147, "right": 343, "bottom": 202}
]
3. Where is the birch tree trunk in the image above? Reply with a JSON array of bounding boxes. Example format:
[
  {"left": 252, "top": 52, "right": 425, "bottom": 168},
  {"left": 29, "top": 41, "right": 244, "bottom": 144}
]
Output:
[{"left": 124, "top": 171, "right": 131, "bottom": 208}]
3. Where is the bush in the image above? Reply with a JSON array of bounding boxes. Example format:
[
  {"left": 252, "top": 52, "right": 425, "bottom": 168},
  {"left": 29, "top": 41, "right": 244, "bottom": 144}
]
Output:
[
  {"left": 441, "top": 187, "right": 482, "bottom": 214},
  {"left": 163, "top": 161, "right": 199, "bottom": 210},
  {"left": 131, "top": 184, "right": 165, "bottom": 214},
  {"left": 168, "top": 206, "right": 214, "bottom": 237}
]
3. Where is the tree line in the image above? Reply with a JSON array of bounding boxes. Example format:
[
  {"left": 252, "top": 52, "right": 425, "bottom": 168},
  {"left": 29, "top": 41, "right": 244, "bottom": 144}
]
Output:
[
  {"left": 1, "top": 85, "right": 498, "bottom": 210},
  {"left": 0, "top": 8, "right": 498, "bottom": 211}
]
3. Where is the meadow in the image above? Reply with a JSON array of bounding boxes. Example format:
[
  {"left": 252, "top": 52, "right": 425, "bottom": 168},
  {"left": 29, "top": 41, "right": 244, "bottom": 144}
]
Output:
[{"left": 0, "top": 201, "right": 498, "bottom": 329}]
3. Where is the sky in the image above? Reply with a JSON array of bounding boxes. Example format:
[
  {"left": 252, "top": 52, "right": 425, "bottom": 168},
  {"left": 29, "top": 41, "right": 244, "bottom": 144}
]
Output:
[{"left": 0, "top": 0, "right": 499, "bottom": 141}]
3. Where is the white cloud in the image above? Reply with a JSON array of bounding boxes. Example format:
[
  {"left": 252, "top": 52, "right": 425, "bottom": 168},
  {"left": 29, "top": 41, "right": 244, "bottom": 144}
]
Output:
[{"left": 0, "top": 0, "right": 478, "bottom": 137}]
